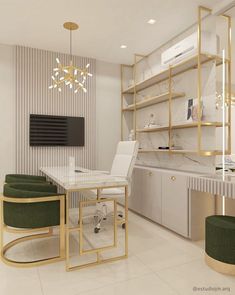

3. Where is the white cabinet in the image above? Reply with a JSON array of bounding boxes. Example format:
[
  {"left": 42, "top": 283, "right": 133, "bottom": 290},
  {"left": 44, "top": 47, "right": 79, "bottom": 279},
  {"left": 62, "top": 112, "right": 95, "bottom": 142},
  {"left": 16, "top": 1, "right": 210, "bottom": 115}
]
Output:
[
  {"left": 129, "top": 167, "right": 162, "bottom": 224},
  {"left": 161, "top": 172, "right": 188, "bottom": 237},
  {"left": 130, "top": 166, "right": 189, "bottom": 238}
]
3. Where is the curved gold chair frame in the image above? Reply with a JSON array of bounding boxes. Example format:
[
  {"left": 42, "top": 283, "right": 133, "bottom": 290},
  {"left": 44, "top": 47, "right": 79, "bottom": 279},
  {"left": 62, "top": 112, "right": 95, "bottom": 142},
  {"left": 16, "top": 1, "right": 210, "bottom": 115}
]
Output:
[
  {"left": 205, "top": 254, "right": 235, "bottom": 276},
  {"left": 0, "top": 194, "right": 65, "bottom": 268}
]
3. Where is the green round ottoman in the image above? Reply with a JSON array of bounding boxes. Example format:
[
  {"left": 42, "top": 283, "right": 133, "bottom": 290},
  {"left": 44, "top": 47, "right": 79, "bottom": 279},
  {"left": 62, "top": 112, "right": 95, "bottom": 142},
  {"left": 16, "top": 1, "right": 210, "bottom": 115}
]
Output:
[{"left": 205, "top": 215, "right": 235, "bottom": 275}]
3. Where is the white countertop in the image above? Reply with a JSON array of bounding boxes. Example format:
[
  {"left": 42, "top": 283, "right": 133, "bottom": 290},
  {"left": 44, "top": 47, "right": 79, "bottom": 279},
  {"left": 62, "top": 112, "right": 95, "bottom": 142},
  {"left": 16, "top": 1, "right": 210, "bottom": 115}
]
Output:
[
  {"left": 40, "top": 166, "right": 128, "bottom": 191},
  {"left": 134, "top": 164, "right": 235, "bottom": 198}
]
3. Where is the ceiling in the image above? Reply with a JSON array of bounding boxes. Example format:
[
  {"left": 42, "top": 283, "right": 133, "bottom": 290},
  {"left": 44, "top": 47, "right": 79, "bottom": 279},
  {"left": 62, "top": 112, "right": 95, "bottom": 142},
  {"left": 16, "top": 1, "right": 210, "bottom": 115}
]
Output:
[{"left": 0, "top": 0, "right": 226, "bottom": 64}]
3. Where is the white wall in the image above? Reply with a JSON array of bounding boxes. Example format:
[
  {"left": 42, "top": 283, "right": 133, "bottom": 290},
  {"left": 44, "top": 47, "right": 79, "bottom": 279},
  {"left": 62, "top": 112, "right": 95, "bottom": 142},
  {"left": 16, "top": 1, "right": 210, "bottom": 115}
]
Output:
[
  {"left": 0, "top": 44, "right": 16, "bottom": 187},
  {"left": 15, "top": 46, "right": 96, "bottom": 176},
  {"left": 96, "top": 60, "right": 121, "bottom": 171},
  {"left": 0, "top": 44, "right": 121, "bottom": 187}
]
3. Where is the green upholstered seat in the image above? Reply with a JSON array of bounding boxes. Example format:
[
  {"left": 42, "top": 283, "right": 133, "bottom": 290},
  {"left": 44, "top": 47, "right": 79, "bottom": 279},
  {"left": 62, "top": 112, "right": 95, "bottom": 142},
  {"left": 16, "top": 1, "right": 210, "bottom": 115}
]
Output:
[
  {"left": 5, "top": 174, "right": 47, "bottom": 184},
  {"left": 206, "top": 215, "right": 235, "bottom": 265},
  {"left": 3, "top": 183, "right": 61, "bottom": 229}
]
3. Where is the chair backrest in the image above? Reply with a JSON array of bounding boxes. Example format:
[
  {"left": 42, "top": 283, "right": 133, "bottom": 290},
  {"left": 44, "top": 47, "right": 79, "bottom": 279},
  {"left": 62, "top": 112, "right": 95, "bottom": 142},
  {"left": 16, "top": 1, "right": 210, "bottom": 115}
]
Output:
[{"left": 110, "top": 141, "right": 139, "bottom": 181}]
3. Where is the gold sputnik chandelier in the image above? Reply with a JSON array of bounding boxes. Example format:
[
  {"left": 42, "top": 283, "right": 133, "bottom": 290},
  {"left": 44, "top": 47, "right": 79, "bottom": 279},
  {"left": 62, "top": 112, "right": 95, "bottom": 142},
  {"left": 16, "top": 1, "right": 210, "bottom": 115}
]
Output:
[{"left": 49, "top": 22, "right": 92, "bottom": 94}]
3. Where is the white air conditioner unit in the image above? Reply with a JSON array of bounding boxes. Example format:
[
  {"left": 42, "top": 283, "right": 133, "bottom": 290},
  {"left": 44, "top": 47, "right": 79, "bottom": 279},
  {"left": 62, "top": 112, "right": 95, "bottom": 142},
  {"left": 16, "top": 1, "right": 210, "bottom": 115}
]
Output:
[{"left": 161, "top": 31, "right": 219, "bottom": 67}]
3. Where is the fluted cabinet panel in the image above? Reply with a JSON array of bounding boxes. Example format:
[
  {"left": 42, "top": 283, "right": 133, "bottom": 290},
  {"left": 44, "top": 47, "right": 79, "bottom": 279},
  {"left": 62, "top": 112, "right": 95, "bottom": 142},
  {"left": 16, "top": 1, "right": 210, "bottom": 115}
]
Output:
[{"left": 16, "top": 46, "right": 96, "bottom": 207}]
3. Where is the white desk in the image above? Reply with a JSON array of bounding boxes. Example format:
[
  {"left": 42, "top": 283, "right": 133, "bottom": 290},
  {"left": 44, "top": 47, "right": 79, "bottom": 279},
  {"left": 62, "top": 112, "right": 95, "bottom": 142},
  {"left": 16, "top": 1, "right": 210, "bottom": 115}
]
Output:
[{"left": 40, "top": 166, "right": 128, "bottom": 271}]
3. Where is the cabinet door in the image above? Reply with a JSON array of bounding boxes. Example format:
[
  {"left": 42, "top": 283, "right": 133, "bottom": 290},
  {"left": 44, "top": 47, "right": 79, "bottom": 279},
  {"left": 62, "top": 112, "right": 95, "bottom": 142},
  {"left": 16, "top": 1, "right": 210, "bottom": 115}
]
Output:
[
  {"left": 130, "top": 168, "right": 162, "bottom": 224},
  {"left": 162, "top": 172, "right": 188, "bottom": 237},
  {"left": 141, "top": 169, "right": 162, "bottom": 224},
  {"left": 129, "top": 168, "right": 145, "bottom": 214}
]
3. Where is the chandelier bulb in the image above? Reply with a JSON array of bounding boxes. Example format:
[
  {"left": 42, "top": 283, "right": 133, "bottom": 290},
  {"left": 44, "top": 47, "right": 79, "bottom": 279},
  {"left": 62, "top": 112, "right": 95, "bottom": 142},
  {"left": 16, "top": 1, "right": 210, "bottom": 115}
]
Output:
[
  {"left": 58, "top": 88, "right": 62, "bottom": 92},
  {"left": 86, "top": 63, "right": 90, "bottom": 68},
  {"left": 56, "top": 58, "right": 60, "bottom": 64},
  {"left": 60, "top": 77, "right": 65, "bottom": 81},
  {"left": 87, "top": 73, "right": 92, "bottom": 77},
  {"left": 51, "top": 76, "right": 55, "bottom": 81},
  {"left": 49, "top": 85, "right": 53, "bottom": 89},
  {"left": 55, "top": 72, "right": 59, "bottom": 76},
  {"left": 74, "top": 69, "right": 78, "bottom": 75},
  {"left": 83, "top": 88, "right": 87, "bottom": 93},
  {"left": 53, "top": 68, "right": 59, "bottom": 71}
]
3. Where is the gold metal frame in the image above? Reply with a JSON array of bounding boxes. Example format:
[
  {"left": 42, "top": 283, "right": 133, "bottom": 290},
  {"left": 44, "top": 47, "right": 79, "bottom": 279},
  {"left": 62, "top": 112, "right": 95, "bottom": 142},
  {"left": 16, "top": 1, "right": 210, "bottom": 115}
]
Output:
[
  {"left": 65, "top": 185, "right": 128, "bottom": 271},
  {"left": 120, "top": 6, "right": 232, "bottom": 156},
  {"left": 0, "top": 194, "right": 65, "bottom": 267}
]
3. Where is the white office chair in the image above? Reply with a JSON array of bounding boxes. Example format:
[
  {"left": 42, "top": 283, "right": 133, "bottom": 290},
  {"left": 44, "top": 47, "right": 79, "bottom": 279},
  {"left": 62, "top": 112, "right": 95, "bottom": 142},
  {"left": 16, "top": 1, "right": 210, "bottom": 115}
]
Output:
[{"left": 86, "top": 141, "right": 139, "bottom": 233}]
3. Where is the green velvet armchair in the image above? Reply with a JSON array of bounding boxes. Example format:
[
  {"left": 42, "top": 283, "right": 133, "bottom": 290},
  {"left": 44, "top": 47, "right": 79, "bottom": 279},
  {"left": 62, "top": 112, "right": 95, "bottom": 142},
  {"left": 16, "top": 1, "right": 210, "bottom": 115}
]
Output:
[{"left": 0, "top": 182, "right": 65, "bottom": 267}]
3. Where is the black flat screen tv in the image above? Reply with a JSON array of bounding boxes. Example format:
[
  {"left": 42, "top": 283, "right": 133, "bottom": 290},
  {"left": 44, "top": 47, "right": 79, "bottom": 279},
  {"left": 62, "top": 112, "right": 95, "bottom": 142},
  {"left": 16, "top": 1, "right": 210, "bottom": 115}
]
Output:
[{"left": 30, "top": 114, "right": 84, "bottom": 146}]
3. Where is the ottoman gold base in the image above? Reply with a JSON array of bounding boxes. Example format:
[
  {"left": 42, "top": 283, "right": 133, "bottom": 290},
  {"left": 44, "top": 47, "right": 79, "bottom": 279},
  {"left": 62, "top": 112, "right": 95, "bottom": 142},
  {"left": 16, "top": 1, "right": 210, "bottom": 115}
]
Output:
[{"left": 205, "top": 253, "right": 235, "bottom": 276}]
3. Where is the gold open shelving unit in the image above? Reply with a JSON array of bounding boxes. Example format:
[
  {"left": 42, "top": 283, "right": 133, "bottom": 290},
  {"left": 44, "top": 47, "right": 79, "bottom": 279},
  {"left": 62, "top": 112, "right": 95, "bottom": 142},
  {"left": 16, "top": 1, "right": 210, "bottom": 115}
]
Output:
[{"left": 121, "top": 6, "right": 232, "bottom": 157}]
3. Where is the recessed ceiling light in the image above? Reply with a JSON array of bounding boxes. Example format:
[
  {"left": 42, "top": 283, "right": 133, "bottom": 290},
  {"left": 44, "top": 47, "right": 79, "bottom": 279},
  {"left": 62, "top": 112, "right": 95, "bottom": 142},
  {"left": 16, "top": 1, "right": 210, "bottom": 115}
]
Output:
[
  {"left": 120, "top": 45, "right": 127, "bottom": 49},
  {"left": 147, "top": 19, "right": 156, "bottom": 25}
]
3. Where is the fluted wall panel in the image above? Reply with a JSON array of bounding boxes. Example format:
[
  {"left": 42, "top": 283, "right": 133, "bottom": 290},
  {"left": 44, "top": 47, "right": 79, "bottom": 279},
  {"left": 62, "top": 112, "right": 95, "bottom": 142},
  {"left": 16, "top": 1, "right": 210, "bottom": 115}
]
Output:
[{"left": 16, "top": 46, "right": 96, "bottom": 206}]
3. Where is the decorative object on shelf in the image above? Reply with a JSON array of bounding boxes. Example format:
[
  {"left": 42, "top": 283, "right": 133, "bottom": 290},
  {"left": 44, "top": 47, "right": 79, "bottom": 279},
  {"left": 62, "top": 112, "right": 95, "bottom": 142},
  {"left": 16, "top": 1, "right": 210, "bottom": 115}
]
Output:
[
  {"left": 216, "top": 92, "right": 235, "bottom": 109},
  {"left": 186, "top": 98, "right": 204, "bottom": 122},
  {"left": 128, "top": 129, "right": 135, "bottom": 141},
  {"left": 144, "top": 113, "right": 160, "bottom": 129},
  {"left": 49, "top": 22, "right": 92, "bottom": 94}
]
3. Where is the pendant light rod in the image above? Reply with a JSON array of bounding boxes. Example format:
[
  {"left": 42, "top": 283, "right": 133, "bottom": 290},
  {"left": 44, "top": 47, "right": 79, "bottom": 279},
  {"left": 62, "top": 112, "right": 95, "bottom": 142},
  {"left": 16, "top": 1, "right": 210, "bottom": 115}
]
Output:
[
  {"left": 70, "top": 29, "right": 72, "bottom": 58},
  {"left": 63, "top": 22, "right": 78, "bottom": 59}
]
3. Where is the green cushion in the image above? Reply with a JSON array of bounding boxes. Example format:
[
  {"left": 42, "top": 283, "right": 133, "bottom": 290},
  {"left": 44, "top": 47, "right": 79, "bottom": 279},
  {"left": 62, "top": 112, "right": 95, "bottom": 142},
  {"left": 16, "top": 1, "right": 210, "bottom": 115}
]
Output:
[
  {"left": 5, "top": 174, "right": 47, "bottom": 184},
  {"left": 206, "top": 215, "right": 235, "bottom": 264},
  {"left": 3, "top": 183, "right": 63, "bottom": 229}
]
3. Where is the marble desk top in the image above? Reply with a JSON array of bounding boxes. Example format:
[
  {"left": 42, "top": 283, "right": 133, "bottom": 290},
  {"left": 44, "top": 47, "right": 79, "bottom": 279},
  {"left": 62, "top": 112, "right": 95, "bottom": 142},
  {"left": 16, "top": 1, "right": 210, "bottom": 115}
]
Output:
[{"left": 40, "top": 166, "right": 128, "bottom": 191}]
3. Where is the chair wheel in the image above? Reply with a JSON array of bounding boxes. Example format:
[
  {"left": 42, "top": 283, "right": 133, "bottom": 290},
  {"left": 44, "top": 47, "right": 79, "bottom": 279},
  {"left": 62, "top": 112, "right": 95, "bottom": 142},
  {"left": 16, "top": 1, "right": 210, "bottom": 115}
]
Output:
[
  {"left": 122, "top": 223, "right": 126, "bottom": 229},
  {"left": 118, "top": 214, "right": 123, "bottom": 218},
  {"left": 94, "top": 227, "right": 100, "bottom": 234}
]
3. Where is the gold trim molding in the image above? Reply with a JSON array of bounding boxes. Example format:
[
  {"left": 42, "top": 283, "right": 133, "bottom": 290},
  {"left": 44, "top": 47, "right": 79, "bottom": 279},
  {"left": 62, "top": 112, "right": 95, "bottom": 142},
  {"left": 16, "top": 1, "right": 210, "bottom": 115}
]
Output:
[{"left": 205, "top": 253, "right": 235, "bottom": 276}]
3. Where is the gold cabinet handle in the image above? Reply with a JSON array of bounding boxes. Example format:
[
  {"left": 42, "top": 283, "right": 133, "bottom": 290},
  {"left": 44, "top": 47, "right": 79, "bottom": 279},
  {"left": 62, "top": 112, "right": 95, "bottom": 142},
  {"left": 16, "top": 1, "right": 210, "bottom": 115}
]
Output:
[
  {"left": 148, "top": 171, "right": 153, "bottom": 176},
  {"left": 171, "top": 176, "right": 176, "bottom": 181}
]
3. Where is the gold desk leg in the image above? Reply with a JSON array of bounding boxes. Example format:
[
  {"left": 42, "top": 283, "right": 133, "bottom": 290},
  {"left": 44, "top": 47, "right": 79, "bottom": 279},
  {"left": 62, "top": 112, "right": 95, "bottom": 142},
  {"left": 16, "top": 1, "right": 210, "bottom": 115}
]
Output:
[
  {"left": 60, "top": 195, "right": 65, "bottom": 259},
  {"left": 0, "top": 198, "right": 3, "bottom": 258},
  {"left": 66, "top": 185, "right": 128, "bottom": 271},
  {"left": 125, "top": 185, "right": 128, "bottom": 257},
  {"left": 79, "top": 199, "right": 83, "bottom": 256},
  {"left": 65, "top": 191, "right": 70, "bottom": 271}
]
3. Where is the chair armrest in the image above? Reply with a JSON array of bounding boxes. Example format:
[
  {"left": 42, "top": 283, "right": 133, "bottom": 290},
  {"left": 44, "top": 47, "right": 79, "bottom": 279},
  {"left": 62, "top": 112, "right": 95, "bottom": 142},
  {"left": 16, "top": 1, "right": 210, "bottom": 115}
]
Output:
[{"left": 0, "top": 194, "right": 65, "bottom": 204}]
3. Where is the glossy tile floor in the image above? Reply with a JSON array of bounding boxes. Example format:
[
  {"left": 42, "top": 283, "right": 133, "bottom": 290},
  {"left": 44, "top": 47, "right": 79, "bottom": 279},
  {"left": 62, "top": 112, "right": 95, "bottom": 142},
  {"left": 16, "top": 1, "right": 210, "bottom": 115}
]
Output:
[{"left": 1, "top": 209, "right": 235, "bottom": 295}]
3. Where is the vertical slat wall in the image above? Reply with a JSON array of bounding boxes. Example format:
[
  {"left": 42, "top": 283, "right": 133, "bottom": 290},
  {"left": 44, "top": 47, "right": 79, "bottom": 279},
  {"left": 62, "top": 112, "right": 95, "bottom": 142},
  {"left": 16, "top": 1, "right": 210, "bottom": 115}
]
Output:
[{"left": 16, "top": 46, "right": 96, "bottom": 207}]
